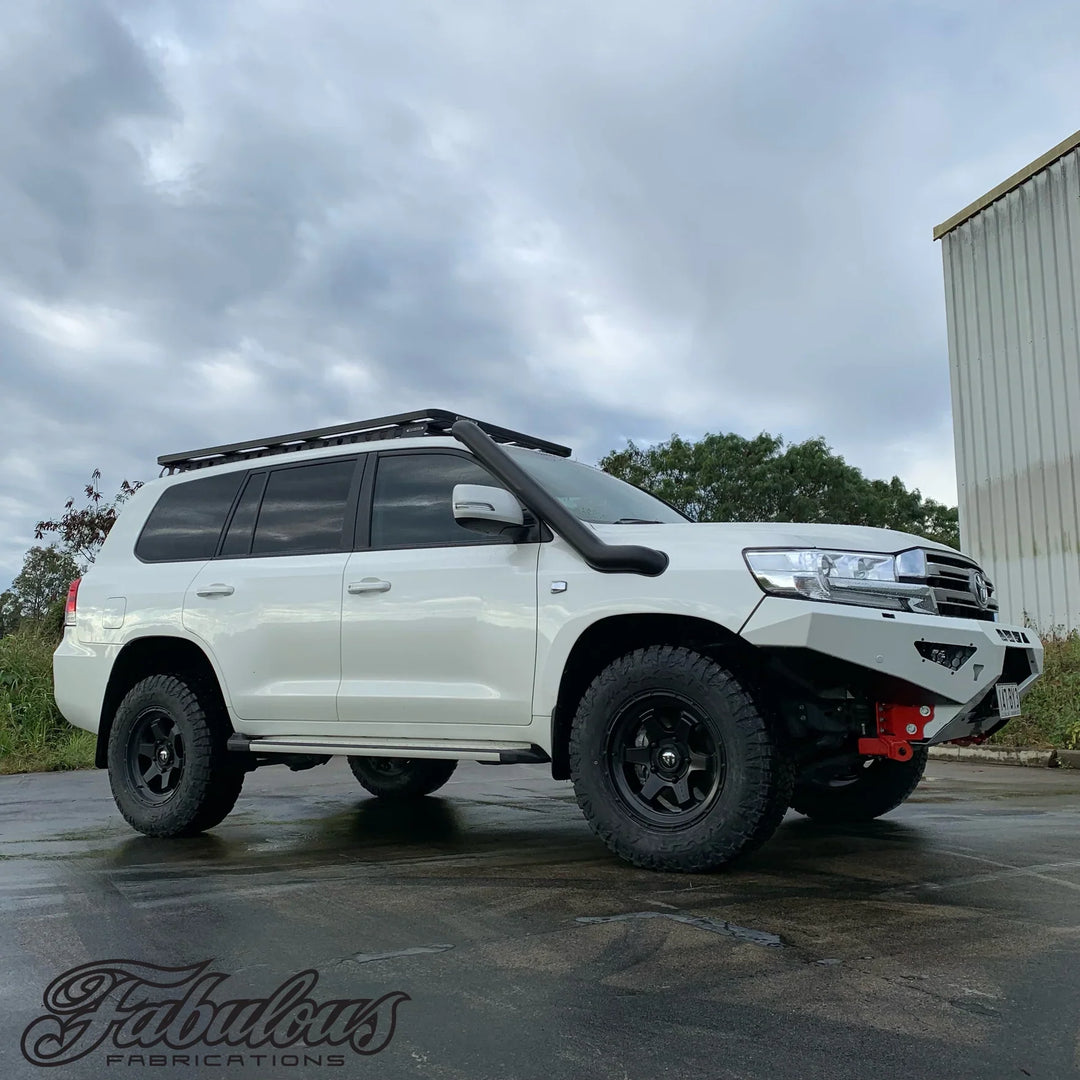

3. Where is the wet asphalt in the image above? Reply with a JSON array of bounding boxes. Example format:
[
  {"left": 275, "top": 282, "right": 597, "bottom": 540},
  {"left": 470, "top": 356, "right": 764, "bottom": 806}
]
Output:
[{"left": 1, "top": 759, "right": 1079, "bottom": 1080}]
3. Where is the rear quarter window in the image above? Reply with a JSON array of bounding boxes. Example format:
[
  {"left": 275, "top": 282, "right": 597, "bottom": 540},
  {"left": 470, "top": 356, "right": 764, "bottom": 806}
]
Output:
[{"left": 135, "top": 473, "right": 244, "bottom": 562}]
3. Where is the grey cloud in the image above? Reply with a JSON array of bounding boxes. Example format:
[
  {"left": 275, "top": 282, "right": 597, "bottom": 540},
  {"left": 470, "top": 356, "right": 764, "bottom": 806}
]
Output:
[{"left": 3, "top": 0, "right": 1080, "bottom": 586}]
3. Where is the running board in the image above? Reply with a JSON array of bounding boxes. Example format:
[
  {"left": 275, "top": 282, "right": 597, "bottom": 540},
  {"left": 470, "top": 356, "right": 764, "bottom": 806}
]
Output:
[{"left": 227, "top": 733, "right": 550, "bottom": 765}]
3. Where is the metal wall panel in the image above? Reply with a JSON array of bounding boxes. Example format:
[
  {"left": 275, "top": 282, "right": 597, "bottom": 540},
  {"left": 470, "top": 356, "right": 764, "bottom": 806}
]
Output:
[{"left": 942, "top": 147, "right": 1080, "bottom": 631}]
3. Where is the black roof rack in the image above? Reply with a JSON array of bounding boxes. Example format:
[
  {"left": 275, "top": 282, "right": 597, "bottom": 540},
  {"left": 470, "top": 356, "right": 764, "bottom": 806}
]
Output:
[{"left": 158, "top": 409, "right": 572, "bottom": 474}]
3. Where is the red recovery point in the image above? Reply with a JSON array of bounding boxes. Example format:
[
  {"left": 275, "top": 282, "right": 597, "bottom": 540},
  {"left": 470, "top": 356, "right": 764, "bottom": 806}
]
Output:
[{"left": 858, "top": 703, "right": 934, "bottom": 762}]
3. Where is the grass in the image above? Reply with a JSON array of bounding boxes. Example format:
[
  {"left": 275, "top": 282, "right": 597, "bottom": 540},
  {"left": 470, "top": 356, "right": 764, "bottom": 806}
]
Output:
[{"left": 0, "top": 621, "right": 96, "bottom": 774}]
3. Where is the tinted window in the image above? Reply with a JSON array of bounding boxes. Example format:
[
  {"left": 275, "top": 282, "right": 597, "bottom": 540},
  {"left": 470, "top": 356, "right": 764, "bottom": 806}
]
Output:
[
  {"left": 219, "top": 473, "right": 266, "bottom": 557},
  {"left": 251, "top": 459, "right": 356, "bottom": 555},
  {"left": 136, "top": 472, "right": 244, "bottom": 562},
  {"left": 371, "top": 453, "right": 510, "bottom": 548}
]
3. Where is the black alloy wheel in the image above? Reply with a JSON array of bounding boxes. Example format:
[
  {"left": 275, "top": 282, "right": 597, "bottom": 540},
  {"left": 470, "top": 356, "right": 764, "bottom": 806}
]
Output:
[
  {"left": 367, "top": 758, "right": 416, "bottom": 779},
  {"left": 127, "top": 708, "right": 186, "bottom": 803},
  {"left": 606, "top": 692, "right": 725, "bottom": 828}
]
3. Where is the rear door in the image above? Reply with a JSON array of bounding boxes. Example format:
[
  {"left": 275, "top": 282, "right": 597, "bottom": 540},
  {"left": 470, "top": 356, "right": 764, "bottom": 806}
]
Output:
[
  {"left": 183, "top": 455, "right": 363, "bottom": 727},
  {"left": 337, "top": 449, "right": 539, "bottom": 729}
]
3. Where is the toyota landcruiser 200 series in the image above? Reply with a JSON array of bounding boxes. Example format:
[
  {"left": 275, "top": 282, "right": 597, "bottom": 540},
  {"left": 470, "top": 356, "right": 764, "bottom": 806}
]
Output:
[{"left": 53, "top": 410, "right": 1042, "bottom": 871}]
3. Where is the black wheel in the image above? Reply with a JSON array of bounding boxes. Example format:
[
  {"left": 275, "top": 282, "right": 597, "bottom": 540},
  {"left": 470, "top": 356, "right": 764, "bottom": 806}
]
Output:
[
  {"left": 569, "top": 646, "right": 792, "bottom": 872},
  {"left": 107, "top": 673, "right": 244, "bottom": 838},
  {"left": 348, "top": 757, "right": 457, "bottom": 799},
  {"left": 791, "top": 749, "right": 928, "bottom": 823}
]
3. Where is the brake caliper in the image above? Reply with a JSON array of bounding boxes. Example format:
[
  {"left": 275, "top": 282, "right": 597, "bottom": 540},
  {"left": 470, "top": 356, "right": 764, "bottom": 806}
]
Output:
[{"left": 858, "top": 703, "right": 934, "bottom": 762}]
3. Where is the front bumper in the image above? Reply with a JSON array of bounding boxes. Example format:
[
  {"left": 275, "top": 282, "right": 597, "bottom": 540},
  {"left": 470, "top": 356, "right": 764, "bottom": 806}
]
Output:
[{"left": 739, "top": 597, "right": 1042, "bottom": 744}]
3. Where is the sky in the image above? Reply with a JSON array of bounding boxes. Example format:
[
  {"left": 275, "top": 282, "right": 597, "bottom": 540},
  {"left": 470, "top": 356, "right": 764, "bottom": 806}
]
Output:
[{"left": 2, "top": 0, "right": 1080, "bottom": 587}]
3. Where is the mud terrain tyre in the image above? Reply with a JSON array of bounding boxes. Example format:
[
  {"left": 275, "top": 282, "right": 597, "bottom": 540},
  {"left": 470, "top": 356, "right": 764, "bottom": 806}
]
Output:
[
  {"left": 107, "top": 673, "right": 245, "bottom": 837},
  {"left": 569, "top": 646, "right": 792, "bottom": 872},
  {"left": 791, "top": 749, "right": 928, "bottom": 823},
  {"left": 348, "top": 757, "right": 457, "bottom": 799}
]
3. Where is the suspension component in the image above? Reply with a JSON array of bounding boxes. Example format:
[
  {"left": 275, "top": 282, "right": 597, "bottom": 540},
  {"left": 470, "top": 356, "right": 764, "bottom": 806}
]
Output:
[{"left": 858, "top": 703, "right": 934, "bottom": 762}]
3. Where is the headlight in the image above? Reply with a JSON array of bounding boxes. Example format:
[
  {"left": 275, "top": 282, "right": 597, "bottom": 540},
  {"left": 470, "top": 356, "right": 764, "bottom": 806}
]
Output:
[{"left": 744, "top": 548, "right": 937, "bottom": 615}]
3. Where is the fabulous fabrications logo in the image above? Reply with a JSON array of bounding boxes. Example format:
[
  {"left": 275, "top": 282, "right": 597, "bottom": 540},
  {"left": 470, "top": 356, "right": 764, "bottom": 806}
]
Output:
[{"left": 20, "top": 959, "right": 409, "bottom": 1068}]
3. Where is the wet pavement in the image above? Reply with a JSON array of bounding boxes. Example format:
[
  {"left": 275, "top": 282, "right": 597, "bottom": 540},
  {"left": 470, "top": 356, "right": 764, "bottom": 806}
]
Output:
[{"left": 2, "top": 759, "right": 1079, "bottom": 1079}]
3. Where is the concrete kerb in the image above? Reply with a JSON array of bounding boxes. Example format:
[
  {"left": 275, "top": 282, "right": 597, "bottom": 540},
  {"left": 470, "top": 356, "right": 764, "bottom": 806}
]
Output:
[{"left": 928, "top": 746, "right": 1078, "bottom": 768}]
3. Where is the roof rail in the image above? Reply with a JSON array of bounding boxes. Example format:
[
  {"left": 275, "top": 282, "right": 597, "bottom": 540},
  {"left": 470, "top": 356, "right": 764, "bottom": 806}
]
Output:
[{"left": 158, "top": 409, "right": 572, "bottom": 474}]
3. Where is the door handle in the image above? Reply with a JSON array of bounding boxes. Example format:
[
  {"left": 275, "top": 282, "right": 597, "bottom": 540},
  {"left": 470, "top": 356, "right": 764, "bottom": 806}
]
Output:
[
  {"left": 348, "top": 578, "right": 391, "bottom": 595},
  {"left": 196, "top": 584, "right": 235, "bottom": 597}
]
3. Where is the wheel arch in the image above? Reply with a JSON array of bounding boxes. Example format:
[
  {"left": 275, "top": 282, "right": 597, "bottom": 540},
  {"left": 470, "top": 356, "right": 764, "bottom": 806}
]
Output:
[
  {"left": 96, "top": 635, "right": 231, "bottom": 768},
  {"left": 548, "top": 613, "right": 762, "bottom": 780}
]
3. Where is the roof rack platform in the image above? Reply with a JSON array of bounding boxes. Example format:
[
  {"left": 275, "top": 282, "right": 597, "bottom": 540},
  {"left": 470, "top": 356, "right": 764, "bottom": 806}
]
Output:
[{"left": 159, "top": 409, "right": 572, "bottom": 473}]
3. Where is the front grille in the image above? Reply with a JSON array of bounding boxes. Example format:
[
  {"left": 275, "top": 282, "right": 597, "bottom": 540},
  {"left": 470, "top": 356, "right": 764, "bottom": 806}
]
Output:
[{"left": 901, "top": 550, "right": 998, "bottom": 622}]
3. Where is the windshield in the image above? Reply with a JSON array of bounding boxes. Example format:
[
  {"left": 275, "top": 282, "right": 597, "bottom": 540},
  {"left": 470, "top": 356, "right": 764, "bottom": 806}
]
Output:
[{"left": 506, "top": 447, "right": 687, "bottom": 525}]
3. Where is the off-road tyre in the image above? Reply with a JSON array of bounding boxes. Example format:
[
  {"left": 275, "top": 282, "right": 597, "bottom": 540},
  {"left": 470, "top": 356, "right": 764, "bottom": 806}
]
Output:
[
  {"left": 107, "top": 673, "right": 245, "bottom": 837},
  {"left": 348, "top": 757, "right": 458, "bottom": 799},
  {"left": 790, "top": 749, "right": 928, "bottom": 823},
  {"left": 568, "top": 646, "right": 793, "bottom": 872}
]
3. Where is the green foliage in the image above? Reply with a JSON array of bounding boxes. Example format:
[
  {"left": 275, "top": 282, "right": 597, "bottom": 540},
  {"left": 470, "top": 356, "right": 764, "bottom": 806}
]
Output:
[
  {"left": 0, "top": 621, "right": 95, "bottom": 774},
  {"left": 990, "top": 631, "right": 1080, "bottom": 750},
  {"left": 0, "top": 469, "right": 141, "bottom": 772},
  {"left": 0, "top": 590, "right": 19, "bottom": 639},
  {"left": 600, "top": 432, "right": 960, "bottom": 548},
  {"left": 11, "top": 546, "right": 80, "bottom": 621},
  {"left": 35, "top": 469, "right": 143, "bottom": 566}
]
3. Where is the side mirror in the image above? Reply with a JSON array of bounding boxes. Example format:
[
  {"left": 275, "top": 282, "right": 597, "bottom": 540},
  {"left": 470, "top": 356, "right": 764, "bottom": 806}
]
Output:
[{"left": 452, "top": 484, "right": 525, "bottom": 536}]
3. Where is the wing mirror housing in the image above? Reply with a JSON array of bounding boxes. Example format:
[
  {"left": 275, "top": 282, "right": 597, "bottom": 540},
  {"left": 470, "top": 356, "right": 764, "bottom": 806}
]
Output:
[{"left": 452, "top": 484, "right": 526, "bottom": 536}]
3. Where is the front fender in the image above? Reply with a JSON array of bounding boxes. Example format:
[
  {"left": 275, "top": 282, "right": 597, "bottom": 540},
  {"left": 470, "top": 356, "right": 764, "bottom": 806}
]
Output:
[{"left": 532, "top": 536, "right": 764, "bottom": 719}]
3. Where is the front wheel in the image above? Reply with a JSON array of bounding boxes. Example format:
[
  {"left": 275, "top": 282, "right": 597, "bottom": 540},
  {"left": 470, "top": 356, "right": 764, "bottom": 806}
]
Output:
[
  {"left": 790, "top": 749, "right": 928, "bottom": 823},
  {"left": 348, "top": 757, "right": 457, "bottom": 799},
  {"left": 569, "top": 646, "right": 792, "bottom": 872},
  {"left": 107, "top": 673, "right": 245, "bottom": 837}
]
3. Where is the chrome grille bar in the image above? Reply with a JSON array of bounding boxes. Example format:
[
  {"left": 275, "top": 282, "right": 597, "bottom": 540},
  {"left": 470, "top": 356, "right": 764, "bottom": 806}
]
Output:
[{"left": 901, "top": 549, "right": 998, "bottom": 622}]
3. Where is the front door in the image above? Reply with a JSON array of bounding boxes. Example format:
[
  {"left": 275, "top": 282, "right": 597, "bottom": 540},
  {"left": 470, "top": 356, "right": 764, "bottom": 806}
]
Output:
[{"left": 337, "top": 450, "right": 539, "bottom": 729}]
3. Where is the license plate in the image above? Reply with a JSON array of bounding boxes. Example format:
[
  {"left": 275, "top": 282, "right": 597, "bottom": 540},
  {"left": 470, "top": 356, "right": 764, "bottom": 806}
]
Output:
[{"left": 995, "top": 683, "right": 1021, "bottom": 718}]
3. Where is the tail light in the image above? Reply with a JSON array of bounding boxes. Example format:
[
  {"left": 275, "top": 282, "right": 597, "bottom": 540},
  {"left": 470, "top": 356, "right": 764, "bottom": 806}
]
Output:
[{"left": 65, "top": 578, "right": 81, "bottom": 627}]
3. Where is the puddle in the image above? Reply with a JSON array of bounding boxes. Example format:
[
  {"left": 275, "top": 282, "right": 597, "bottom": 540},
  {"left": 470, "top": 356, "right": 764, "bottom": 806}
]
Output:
[
  {"left": 336, "top": 944, "right": 455, "bottom": 964},
  {"left": 576, "top": 910, "right": 783, "bottom": 947}
]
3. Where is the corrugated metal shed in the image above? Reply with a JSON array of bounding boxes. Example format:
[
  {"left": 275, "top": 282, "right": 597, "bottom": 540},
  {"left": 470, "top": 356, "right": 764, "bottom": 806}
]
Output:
[{"left": 936, "top": 132, "right": 1080, "bottom": 631}]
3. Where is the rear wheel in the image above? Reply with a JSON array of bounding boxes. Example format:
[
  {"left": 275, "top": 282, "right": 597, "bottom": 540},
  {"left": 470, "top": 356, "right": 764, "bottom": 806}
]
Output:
[
  {"left": 348, "top": 757, "right": 457, "bottom": 799},
  {"left": 107, "top": 673, "right": 245, "bottom": 837},
  {"left": 569, "top": 646, "right": 792, "bottom": 872},
  {"left": 791, "top": 749, "right": 928, "bottom": 822}
]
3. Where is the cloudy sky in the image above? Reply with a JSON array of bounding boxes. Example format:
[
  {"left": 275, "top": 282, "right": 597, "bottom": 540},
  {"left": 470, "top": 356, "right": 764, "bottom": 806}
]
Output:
[{"left": 2, "top": 0, "right": 1079, "bottom": 586}]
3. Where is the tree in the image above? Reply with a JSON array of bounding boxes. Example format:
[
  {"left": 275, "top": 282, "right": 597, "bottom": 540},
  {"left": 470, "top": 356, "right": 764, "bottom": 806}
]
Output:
[
  {"left": 600, "top": 432, "right": 960, "bottom": 549},
  {"left": 35, "top": 470, "right": 143, "bottom": 566},
  {"left": 0, "top": 590, "right": 20, "bottom": 638},
  {"left": 11, "top": 546, "right": 81, "bottom": 620}
]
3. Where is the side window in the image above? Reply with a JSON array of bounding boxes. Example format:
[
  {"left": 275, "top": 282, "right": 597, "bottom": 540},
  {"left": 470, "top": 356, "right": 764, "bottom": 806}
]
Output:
[
  {"left": 251, "top": 458, "right": 356, "bottom": 556},
  {"left": 136, "top": 472, "right": 244, "bottom": 563},
  {"left": 370, "top": 453, "right": 511, "bottom": 549},
  {"left": 219, "top": 473, "right": 267, "bottom": 558}
]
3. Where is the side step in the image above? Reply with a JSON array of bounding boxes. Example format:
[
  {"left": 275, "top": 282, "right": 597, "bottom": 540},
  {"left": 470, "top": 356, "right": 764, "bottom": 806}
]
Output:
[{"left": 226, "top": 733, "right": 549, "bottom": 765}]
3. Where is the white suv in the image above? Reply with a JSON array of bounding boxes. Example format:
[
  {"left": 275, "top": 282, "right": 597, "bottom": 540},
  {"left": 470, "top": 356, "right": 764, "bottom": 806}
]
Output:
[{"left": 53, "top": 410, "right": 1042, "bottom": 871}]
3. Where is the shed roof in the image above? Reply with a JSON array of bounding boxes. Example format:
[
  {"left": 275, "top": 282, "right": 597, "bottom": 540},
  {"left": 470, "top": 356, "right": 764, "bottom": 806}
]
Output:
[{"left": 933, "top": 127, "right": 1080, "bottom": 240}]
